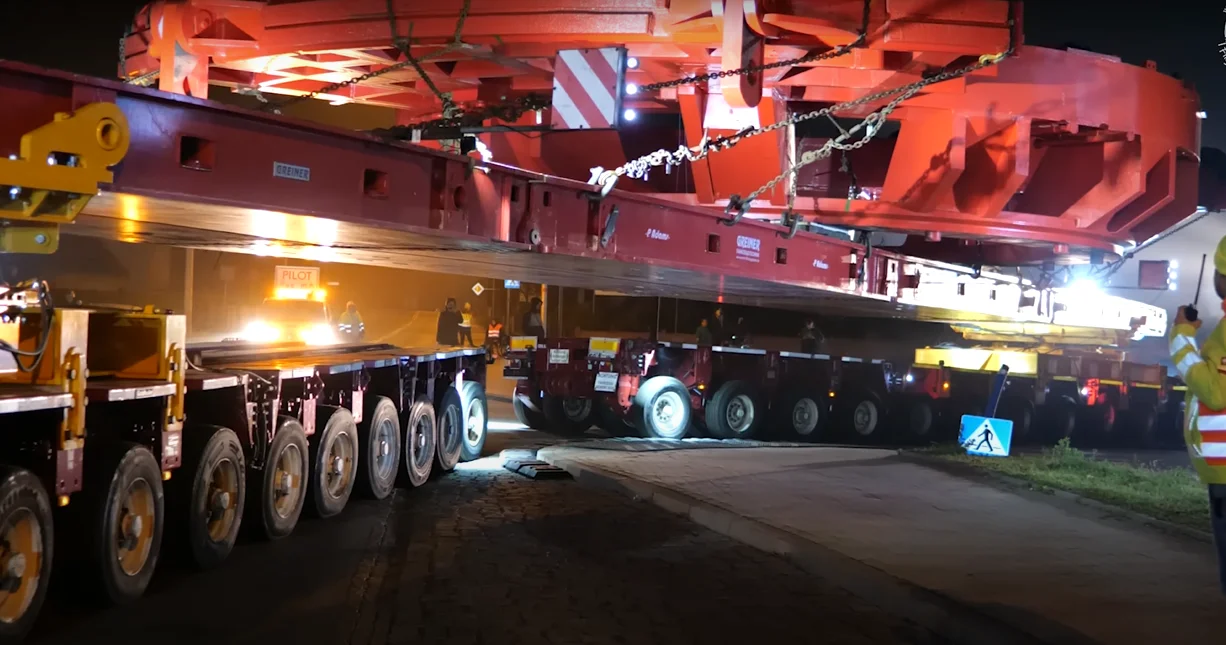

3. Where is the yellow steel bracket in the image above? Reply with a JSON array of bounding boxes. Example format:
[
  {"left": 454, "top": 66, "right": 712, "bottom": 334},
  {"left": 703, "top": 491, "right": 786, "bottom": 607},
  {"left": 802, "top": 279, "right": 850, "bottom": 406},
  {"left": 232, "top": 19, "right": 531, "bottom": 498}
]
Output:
[
  {"left": 59, "top": 350, "right": 87, "bottom": 449},
  {"left": 0, "top": 102, "right": 130, "bottom": 254},
  {"left": 166, "top": 343, "right": 186, "bottom": 425}
]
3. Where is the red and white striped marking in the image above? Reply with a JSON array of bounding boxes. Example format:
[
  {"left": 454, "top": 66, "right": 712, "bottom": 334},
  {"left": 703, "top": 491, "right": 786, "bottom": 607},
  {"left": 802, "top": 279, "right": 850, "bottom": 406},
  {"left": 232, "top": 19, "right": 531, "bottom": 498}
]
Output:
[{"left": 551, "top": 47, "right": 625, "bottom": 130}]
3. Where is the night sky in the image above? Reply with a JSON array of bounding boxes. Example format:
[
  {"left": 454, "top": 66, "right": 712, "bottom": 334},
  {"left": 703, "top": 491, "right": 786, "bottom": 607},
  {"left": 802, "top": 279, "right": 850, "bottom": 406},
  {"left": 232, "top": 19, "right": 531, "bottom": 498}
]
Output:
[{"left": 0, "top": 1, "right": 1220, "bottom": 148}]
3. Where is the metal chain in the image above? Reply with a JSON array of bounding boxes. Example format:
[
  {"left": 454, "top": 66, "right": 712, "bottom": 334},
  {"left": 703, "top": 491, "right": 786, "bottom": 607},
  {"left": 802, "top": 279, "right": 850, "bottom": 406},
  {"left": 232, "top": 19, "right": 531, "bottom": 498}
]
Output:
[
  {"left": 371, "top": 93, "right": 552, "bottom": 139},
  {"left": 638, "top": 0, "right": 872, "bottom": 92},
  {"left": 734, "top": 53, "right": 1007, "bottom": 213},
  {"left": 267, "top": 0, "right": 471, "bottom": 112},
  {"left": 590, "top": 50, "right": 1009, "bottom": 200}
]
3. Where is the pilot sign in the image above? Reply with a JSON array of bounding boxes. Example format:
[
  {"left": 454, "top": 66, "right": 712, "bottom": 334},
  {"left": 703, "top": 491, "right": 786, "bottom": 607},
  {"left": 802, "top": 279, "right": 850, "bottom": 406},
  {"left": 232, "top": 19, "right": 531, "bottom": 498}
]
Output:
[{"left": 275, "top": 266, "right": 320, "bottom": 290}]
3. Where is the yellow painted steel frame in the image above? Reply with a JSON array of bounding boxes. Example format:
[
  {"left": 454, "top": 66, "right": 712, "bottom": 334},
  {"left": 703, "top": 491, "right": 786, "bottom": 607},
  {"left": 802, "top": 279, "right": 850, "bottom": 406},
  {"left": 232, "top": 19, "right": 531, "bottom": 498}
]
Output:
[
  {"left": 86, "top": 310, "right": 187, "bottom": 380},
  {"left": 0, "top": 102, "right": 130, "bottom": 253},
  {"left": 913, "top": 347, "right": 1039, "bottom": 377},
  {"left": 166, "top": 343, "right": 186, "bottom": 426},
  {"left": 0, "top": 309, "right": 89, "bottom": 386},
  {"left": 60, "top": 350, "right": 86, "bottom": 450}
]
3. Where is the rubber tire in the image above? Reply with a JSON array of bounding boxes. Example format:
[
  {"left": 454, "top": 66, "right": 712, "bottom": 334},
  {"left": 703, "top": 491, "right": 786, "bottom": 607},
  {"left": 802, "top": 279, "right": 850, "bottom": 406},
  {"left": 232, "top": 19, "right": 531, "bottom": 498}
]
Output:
[
  {"left": 512, "top": 393, "right": 547, "bottom": 430},
  {"left": 308, "top": 406, "right": 359, "bottom": 519},
  {"left": 250, "top": 417, "right": 309, "bottom": 540},
  {"left": 595, "top": 399, "right": 640, "bottom": 437},
  {"left": 83, "top": 442, "right": 164, "bottom": 605},
  {"left": 356, "top": 396, "right": 400, "bottom": 500},
  {"left": 774, "top": 388, "right": 826, "bottom": 442},
  {"left": 460, "top": 381, "right": 489, "bottom": 461},
  {"left": 542, "top": 395, "right": 593, "bottom": 436},
  {"left": 400, "top": 401, "right": 436, "bottom": 487},
  {"left": 998, "top": 398, "right": 1034, "bottom": 444},
  {"left": 631, "top": 376, "right": 692, "bottom": 440},
  {"left": 705, "top": 381, "right": 764, "bottom": 440},
  {"left": 903, "top": 396, "right": 935, "bottom": 442},
  {"left": 844, "top": 392, "right": 884, "bottom": 443},
  {"left": 0, "top": 466, "right": 53, "bottom": 641},
  {"left": 1129, "top": 402, "right": 1159, "bottom": 447},
  {"left": 168, "top": 424, "right": 245, "bottom": 569},
  {"left": 1044, "top": 402, "right": 1076, "bottom": 442},
  {"left": 434, "top": 387, "right": 464, "bottom": 473}
]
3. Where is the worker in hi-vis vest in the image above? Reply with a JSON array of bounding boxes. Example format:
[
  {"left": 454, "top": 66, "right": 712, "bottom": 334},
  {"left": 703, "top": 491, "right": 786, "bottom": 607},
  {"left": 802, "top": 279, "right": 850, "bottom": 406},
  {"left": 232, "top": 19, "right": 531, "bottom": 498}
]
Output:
[{"left": 1169, "top": 234, "right": 1226, "bottom": 594}]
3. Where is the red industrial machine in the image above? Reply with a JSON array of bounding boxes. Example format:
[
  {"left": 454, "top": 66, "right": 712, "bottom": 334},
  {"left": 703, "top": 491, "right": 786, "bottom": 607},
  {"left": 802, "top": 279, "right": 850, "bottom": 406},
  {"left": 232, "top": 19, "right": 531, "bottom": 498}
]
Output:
[{"left": 118, "top": 0, "right": 1202, "bottom": 267}]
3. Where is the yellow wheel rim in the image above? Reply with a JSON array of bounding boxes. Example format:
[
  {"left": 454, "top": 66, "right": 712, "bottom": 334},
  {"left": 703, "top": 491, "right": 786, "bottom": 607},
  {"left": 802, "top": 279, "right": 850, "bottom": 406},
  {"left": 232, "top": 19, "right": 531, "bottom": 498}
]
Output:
[
  {"left": 0, "top": 509, "right": 42, "bottom": 624},
  {"left": 116, "top": 479, "right": 156, "bottom": 577},
  {"left": 205, "top": 458, "right": 240, "bottom": 542},
  {"left": 324, "top": 432, "right": 354, "bottom": 499},
  {"left": 272, "top": 444, "right": 303, "bottom": 518}
]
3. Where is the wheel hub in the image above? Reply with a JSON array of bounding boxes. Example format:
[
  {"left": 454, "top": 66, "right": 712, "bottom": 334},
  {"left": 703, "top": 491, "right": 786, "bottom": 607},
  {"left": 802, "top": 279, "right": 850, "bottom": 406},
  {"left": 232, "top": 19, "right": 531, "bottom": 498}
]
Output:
[
  {"left": 853, "top": 401, "right": 875, "bottom": 435},
  {"left": 563, "top": 398, "right": 591, "bottom": 422},
  {"left": 0, "top": 508, "right": 41, "bottom": 624},
  {"left": 206, "top": 458, "right": 239, "bottom": 540},
  {"left": 651, "top": 391, "right": 686, "bottom": 436},
  {"left": 792, "top": 399, "right": 819, "bottom": 435},
  {"left": 116, "top": 479, "right": 155, "bottom": 576},
  {"left": 3, "top": 553, "right": 25, "bottom": 580},
  {"left": 726, "top": 394, "right": 754, "bottom": 433}
]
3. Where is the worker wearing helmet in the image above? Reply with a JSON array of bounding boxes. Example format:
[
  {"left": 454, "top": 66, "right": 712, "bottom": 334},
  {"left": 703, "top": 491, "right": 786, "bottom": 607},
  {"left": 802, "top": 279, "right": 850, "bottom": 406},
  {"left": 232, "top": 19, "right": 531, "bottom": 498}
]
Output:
[
  {"left": 338, "top": 301, "right": 365, "bottom": 342},
  {"left": 1169, "top": 234, "right": 1226, "bottom": 595}
]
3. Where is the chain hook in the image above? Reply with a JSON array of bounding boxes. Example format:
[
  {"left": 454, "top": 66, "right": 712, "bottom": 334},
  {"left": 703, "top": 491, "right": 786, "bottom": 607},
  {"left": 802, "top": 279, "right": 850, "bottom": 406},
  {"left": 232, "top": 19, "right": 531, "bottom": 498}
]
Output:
[
  {"left": 722, "top": 195, "right": 748, "bottom": 227},
  {"left": 778, "top": 210, "right": 802, "bottom": 240}
]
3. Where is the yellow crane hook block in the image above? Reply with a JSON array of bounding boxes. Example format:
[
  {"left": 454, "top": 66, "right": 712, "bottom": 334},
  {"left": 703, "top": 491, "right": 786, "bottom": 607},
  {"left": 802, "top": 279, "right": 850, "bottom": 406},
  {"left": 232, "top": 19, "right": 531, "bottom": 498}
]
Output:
[{"left": 0, "top": 102, "right": 130, "bottom": 254}]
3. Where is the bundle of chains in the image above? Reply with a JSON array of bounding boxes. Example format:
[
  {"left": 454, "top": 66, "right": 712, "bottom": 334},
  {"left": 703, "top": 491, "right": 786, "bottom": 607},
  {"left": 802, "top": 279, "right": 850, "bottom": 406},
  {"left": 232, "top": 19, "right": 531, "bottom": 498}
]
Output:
[{"left": 590, "top": 49, "right": 1011, "bottom": 213}]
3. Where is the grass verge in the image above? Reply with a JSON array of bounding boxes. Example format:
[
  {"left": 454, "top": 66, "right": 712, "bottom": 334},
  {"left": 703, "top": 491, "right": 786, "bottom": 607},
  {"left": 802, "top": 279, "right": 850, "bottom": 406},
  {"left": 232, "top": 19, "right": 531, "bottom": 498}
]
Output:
[{"left": 918, "top": 439, "right": 1209, "bottom": 531}]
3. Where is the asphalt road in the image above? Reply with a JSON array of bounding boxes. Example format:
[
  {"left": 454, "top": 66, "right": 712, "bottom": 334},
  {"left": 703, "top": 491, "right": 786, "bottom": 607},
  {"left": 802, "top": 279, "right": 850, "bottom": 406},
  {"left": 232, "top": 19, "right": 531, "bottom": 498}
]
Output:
[{"left": 26, "top": 399, "right": 945, "bottom": 645}]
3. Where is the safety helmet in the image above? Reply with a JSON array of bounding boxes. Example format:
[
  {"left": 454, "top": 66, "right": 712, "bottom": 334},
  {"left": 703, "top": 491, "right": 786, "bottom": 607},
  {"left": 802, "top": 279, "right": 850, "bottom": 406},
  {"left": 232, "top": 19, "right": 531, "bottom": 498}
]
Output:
[{"left": 1215, "top": 235, "right": 1226, "bottom": 275}]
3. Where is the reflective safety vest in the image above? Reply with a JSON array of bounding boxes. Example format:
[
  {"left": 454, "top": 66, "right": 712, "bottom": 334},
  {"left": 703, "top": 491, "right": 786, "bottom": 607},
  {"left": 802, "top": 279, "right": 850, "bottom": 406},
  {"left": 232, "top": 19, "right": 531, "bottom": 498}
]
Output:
[
  {"left": 1169, "top": 320, "right": 1226, "bottom": 484},
  {"left": 338, "top": 311, "right": 365, "bottom": 335}
]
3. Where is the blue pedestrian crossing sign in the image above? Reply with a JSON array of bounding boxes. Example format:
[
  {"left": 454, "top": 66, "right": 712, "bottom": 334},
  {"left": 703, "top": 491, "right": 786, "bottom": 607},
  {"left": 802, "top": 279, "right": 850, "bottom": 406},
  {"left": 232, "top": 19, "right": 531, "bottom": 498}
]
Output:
[{"left": 958, "top": 415, "right": 1013, "bottom": 457}]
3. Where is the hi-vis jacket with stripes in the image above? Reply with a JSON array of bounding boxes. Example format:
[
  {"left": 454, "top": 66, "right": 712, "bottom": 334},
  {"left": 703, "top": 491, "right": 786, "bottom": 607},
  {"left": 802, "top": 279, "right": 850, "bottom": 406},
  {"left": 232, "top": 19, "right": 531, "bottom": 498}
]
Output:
[{"left": 1169, "top": 320, "right": 1226, "bottom": 484}]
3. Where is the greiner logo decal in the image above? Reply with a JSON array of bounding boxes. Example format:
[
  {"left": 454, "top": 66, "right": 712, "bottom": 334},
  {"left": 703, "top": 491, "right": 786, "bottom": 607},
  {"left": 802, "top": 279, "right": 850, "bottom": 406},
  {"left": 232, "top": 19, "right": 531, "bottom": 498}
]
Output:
[
  {"left": 735, "top": 235, "right": 761, "bottom": 263},
  {"left": 646, "top": 228, "right": 670, "bottom": 241}
]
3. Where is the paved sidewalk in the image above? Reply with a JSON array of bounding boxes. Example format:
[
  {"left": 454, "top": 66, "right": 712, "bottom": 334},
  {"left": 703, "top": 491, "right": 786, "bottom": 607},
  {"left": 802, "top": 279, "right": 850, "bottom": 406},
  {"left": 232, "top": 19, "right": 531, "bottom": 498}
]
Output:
[{"left": 538, "top": 442, "right": 1223, "bottom": 645}]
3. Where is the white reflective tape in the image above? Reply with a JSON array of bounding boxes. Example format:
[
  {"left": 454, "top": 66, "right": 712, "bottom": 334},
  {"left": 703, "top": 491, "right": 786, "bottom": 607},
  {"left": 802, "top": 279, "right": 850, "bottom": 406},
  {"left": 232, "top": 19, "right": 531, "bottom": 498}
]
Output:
[
  {"left": 1169, "top": 334, "right": 1197, "bottom": 356},
  {"left": 1198, "top": 442, "right": 1226, "bottom": 458},
  {"left": 551, "top": 78, "right": 587, "bottom": 128},
  {"left": 1176, "top": 352, "right": 1201, "bottom": 377},
  {"left": 559, "top": 50, "right": 615, "bottom": 120},
  {"left": 1198, "top": 415, "right": 1226, "bottom": 431}
]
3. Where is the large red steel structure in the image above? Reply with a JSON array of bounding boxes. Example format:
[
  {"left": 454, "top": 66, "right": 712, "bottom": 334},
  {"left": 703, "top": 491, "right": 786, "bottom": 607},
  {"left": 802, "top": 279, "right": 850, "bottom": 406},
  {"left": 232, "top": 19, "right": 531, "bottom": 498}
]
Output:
[
  {"left": 116, "top": 0, "right": 1203, "bottom": 266},
  {"left": 3, "top": 58, "right": 1169, "bottom": 337}
]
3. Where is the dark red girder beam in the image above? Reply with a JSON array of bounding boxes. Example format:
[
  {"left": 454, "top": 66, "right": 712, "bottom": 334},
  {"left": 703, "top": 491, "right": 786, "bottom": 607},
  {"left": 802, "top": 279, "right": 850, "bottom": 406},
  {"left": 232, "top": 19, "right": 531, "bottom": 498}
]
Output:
[{"left": 2, "top": 60, "right": 1062, "bottom": 324}]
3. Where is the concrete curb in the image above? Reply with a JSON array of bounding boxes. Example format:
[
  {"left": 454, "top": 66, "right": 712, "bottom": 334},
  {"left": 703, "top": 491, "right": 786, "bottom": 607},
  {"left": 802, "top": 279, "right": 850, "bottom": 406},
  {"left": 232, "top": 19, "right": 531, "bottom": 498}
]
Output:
[
  {"left": 538, "top": 448, "right": 1069, "bottom": 645},
  {"left": 898, "top": 451, "right": 1213, "bottom": 544}
]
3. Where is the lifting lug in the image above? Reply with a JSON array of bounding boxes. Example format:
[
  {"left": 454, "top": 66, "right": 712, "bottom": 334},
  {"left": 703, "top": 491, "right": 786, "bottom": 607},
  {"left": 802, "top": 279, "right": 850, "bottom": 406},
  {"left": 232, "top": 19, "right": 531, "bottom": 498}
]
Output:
[
  {"left": 722, "top": 195, "right": 747, "bottom": 227},
  {"left": 599, "top": 206, "right": 619, "bottom": 249},
  {"left": 778, "top": 210, "right": 801, "bottom": 239},
  {"left": 0, "top": 102, "right": 130, "bottom": 254}
]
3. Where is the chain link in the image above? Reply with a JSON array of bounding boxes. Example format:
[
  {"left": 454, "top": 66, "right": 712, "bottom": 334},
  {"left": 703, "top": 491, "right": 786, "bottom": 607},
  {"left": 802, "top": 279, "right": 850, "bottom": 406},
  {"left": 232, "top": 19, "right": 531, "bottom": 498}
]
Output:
[
  {"left": 371, "top": 94, "right": 552, "bottom": 139},
  {"left": 591, "top": 50, "right": 1009, "bottom": 202},
  {"left": 736, "top": 54, "right": 1005, "bottom": 210},
  {"left": 638, "top": 0, "right": 872, "bottom": 92}
]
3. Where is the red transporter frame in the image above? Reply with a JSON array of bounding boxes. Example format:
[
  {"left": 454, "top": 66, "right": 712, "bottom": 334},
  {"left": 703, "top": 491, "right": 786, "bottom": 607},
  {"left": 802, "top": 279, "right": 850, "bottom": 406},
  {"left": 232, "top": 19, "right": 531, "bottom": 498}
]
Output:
[
  {"left": 1, "top": 60, "right": 1087, "bottom": 325},
  {"left": 507, "top": 337, "right": 903, "bottom": 443},
  {"left": 896, "top": 350, "right": 1171, "bottom": 447}
]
